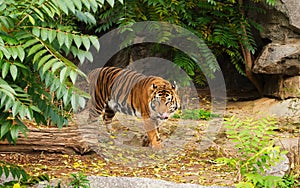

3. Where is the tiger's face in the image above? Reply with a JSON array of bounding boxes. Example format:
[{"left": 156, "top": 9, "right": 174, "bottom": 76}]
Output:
[{"left": 148, "top": 80, "right": 180, "bottom": 120}]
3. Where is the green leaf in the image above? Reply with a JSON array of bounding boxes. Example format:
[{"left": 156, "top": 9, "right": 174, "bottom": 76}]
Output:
[
  {"left": 30, "top": 105, "right": 41, "bottom": 113},
  {"left": 26, "top": 107, "right": 33, "bottom": 120},
  {"left": 69, "top": 70, "right": 77, "bottom": 84},
  {"left": 41, "top": 28, "right": 48, "bottom": 41},
  {"left": 65, "top": 33, "right": 73, "bottom": 49},
  {"left": 82, "top": 35, "right": 90, "bottom": 50},
  {"left": 32, "top": 7, "right": 45, "bottom": 22},
  {"left": 107, "top": 0, "right": 115, "bottom": 7},
  {"left": 50, "top": 78, "right": 60, "bottom": 93},
  {"left": 57, "top": 31, "right": 66, "bottom": 47},
  {"left": 0, "top": 121, "right": 11, "bottom": 138},
  {"left": 22, "top": 38, "right": 39, "bottom": 49},
  {"left": 2, "top": 62, "right": 10, "bottom": 78},
  {"left": 60, "top": 67, "right": 70, "bottom": 83},
  {"left": 41, "top": 4, "right": 54, "bottom": 19},
  {"left": 56, "top": 85, "right": 67, "bottom": 99},
  {"left": 89, "top": 36, "right": 100, "bottom": 51},
  {"left": 51, "top": 61, "right": 64, "bottom": 73},
  {"left": 78, "top": 96, "right": 86, "bottom": 108},
  {"left": 72, "top": 0, "right": 82, "bottom": 10},
  {"left": 0, "top": 88, "right": 15, "bottom": 100},
  {"left": 71, "top": 93, "right": 79, "bottom": 112},
  {"left": 3, "top": 166, "right": 9, "bottom": 178},
  {"left": 38, "top": 54, "right": 53, "bottom": 70},
  {"left": 0, "top": 46, "right": 9, "bottom": 59},
  {"left": 16, "top": 46, "right": 25, "bottom": 61},
  {"left": 65, "top": 0, "right": 75, "bottom": 14},
  {"left": 63, "top": 89, "right": 72, "bottom": 105},
  {"left": 10, "top": 47, "right": 18, "bottom": 60},
  {"left": 58, "top": 0, "right": 69, "bottom": 14},
  {"left": 32, "top": 27, "right": 40, "bottom": 37},
  {"left": 74, "top": 35, "right": 82, "bottom": 49},
  {"left": 89, "top": 0, "right": 98, "bottom": 12},
  {"left": 48, "top": 29, "right": 57, "bottom": 43},
  {"left": 18, "top": 104, "right": 27, "bottom": 119},
  {"left": 33, "top": 49, "right": 47, "bottom": 63},
  {"left": 10, "top": 125, "right": 19, "bottom": 143},
  {"left": 12, "top": 101, "right": 21, "bottom": 117},
  {"left": 85, "top": 12, "right": 96, "bottom": 25},
  {"left": 10, "top": 64, "right": 18, "bottom": 81},
  {"left": 81, "top": 0, "right": 91, "bottom": 10},
  {"left": 42, "top": 58, "right": 57, "bottom": 74},
  {"left": 0, "top": 165, "right": 3, "bottom": 177},
  {"left": 28, "top": 44, "right": 43, "bottom": 57}
]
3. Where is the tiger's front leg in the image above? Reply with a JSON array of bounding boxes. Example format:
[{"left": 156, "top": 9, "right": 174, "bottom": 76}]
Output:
[{"left": 143, "top": 118, "right": 162, "bottom": 149}]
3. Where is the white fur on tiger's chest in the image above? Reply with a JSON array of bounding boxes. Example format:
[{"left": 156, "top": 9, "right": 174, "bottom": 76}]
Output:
[{"left": 108, "top": 99, "right": 141, "bottom": 118}]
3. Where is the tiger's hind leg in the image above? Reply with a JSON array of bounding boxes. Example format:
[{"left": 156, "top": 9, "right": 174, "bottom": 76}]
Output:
[
  {"left": 88, "top": 100, "right": 101, "bottom": 123},
  {"left": 102, "top": 106, "right": 116, "bottom": 133}
]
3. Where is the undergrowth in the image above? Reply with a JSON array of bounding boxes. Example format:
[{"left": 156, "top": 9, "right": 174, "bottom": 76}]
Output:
[
  {"left": 173, "top": 109, "right": 218, "bottom": 120},
  {"left": 215, "top": 116, "right": 299, "bottom": 188},
  {"left": 0, "top": 162, "right": 90, "bottom": 187}
]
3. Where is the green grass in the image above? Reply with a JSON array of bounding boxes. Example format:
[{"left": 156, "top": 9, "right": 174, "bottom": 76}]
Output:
[{"left": 173, "top": 109, "right": 218, "bottom": 120}]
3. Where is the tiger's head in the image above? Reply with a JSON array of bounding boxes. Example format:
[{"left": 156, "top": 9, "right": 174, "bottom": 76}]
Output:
[{"left": 148, "top": 79, "right": 180, "bottom": 120}]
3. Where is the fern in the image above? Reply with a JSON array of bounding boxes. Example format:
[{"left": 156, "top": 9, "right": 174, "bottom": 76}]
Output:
[{"left": 90, "top": 0, "right": 268, "bottom": 81}]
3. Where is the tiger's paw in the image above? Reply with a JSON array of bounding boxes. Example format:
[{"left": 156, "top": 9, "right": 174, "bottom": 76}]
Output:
[
  {"left": 142, "top": 135, "right": 150, "bottom": 147},
  {"left": 151, "top": 142, "right": 163, "bottom": 150}
]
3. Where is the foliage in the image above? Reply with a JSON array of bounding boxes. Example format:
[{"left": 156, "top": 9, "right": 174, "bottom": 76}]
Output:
[
  {"left": 215, "top": 116, "right": 295, "bottom": 188},
  {"left": 173, "top": 108, "right": 218, "bottom": 120},
  {"left": 87, "top": 0, "right": 277, "bottom": 85},
  {"left": 0, "top": 0, "right": 122, "bottom": 143},
  {"left": 69, "top": 173, "right": 90, "bottom": 188},
  {"left": 0, "top": 161, "right": 49, "bottom": 187}
]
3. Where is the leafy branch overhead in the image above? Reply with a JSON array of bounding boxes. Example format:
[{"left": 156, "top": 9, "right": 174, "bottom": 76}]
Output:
[
  {"left": 92, "top": 0, "right": 275, "bottom": 90},
  {"left": 0, "top": 0, "right": 122, "bottom": 143}
]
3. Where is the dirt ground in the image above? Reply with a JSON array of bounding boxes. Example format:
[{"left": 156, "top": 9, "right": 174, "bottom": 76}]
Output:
[{"left": 1, "top": 97, "right": 299, "bottom": 187}]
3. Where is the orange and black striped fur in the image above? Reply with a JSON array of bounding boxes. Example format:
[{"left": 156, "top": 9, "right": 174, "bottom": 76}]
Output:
[{"left": 88, "top": 67, "right": 180, "bottom": 149}]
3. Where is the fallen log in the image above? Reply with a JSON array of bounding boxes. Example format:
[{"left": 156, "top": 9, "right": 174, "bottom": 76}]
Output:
[{"left": 0, "top": 111, "right": 99, "bottom": 155}]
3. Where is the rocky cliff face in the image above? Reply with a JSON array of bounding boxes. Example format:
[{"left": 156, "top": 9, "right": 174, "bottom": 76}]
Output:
[{"left": 252, "top": 0, "right": 300, "bottom": 99}]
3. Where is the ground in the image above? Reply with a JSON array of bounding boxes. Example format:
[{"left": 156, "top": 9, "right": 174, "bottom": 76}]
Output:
[{"left": 1, "top": 96, "right": 300, "bottom": 187}]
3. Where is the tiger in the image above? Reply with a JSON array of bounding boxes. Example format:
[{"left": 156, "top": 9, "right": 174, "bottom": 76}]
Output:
[{"left": 88, "top": 66, "right": 180, "bottom": 149}]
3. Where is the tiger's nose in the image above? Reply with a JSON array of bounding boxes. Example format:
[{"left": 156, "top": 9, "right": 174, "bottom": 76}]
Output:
[{"left": 159, "top": 112, "right": 169, "bottom": 120}]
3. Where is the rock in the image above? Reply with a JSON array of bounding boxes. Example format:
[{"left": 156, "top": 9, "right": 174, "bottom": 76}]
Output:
[
  {"left": 277, "top": 0, "right": 300, "bottom": 32},
  {"left": 253, "top": 41, "right": 300, "bottom": 99},
  {"left": 34, "top": 176, "right": 230, "bottom": 188},
  {"left": 251, "top": 0, "right": 300, "bottom": 41},
  {"left": 264, "top": 152, "right": 290, "bottom": 177},
  {"left": 267, "top": 98, "right": 300, "bottom": 120},
  {"left": 250, "top": 98, "right": 300, "bottom": 122},
  {"left": 263, "top": 75, "right": 300, "bottom": 99},
  {"left": 253, "top": 41, "right": 300, "bottom": 75},
  {"left": 253, "top": 151, "right": 290, "bottom": 178},
  {"left": 87, "top": 176, "right": 228, "bottom": 188}
]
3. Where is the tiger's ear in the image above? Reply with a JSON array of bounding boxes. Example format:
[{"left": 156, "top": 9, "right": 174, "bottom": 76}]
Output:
[
  {"left": 171, "top": 81, "right": 177, "bottom": 90},
  {"left": 152, "top": 83, "right": 157, "bottom": 89}
]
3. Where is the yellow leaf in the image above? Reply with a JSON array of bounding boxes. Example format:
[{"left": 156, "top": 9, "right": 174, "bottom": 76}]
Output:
[
  {"left": 154, "top": 173, "right": 161, "bottom": 178},
  {"left": 28, "top": 15, "right": 35, "bottom": 25},
  {"left": 13, "top": 183, "right": 21, "bottom": 188},
  {"left": 73, "top": 162, "right": 80, "bottom": 168}
]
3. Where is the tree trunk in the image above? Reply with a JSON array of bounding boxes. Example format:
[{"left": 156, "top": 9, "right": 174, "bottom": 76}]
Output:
[{"left": 238, "top": 0, "right": 263, "bottom": 96}]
